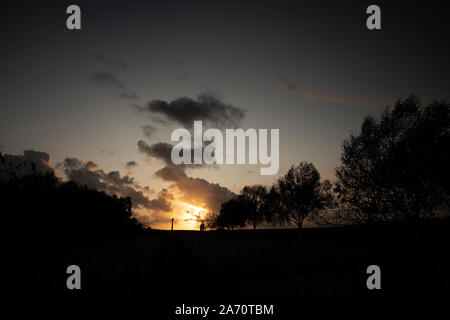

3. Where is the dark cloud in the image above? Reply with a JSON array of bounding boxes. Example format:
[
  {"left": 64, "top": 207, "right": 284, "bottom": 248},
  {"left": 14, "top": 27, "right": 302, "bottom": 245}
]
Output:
[
  {"left": 148, "top": 188, "right": 173, "bottom": 213},
  {"left": 137, "top": 140, "right": 206, "bottom": 170},
  {"left": 91, "top": 72, "right": 138, "bottom": 100},
  {"left": 136, "top": 93, "right": 246, "bottom": 128},
  {"left": 105, "top": 170, "right": 135, "bottom": 186},
  {"left": 154, "top": 165, "right": 235, "bottom": 212},
  {"left": 142, "top": 125, "right": 156, "bottom": 139},
  {"left": 279, "top": 75, "right": 392, "bottom": 106},
  {"left": 137, "top": 141, "right": 173, "bottom": 166},
  {"left": 125, "top": 161, "right": 138, "bottom": 169},
  {"left": 56, "top": 157, "right": 171, "bottom": 212},
  {"left": 96, "top": 55, "right": 127, "bottom": 69},
  {"left": 154, "top": 165, "right": 187, "bottom": 182},
  {"left": 85, "top": 161, "right": 99, "bottom": 170},
  {"left": 0, "top": 145, "right": 4, "bottom": 153},
  {"left": 0, "top": 150, "right": 54, "bottom": 181}
]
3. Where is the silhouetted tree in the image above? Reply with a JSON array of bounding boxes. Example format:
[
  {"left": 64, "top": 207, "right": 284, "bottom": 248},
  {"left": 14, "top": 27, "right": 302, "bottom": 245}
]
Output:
[
  {"left": 240, "top": 185, "right": 267, "bottom": 229},
  {"left": 274, "top": 162, "right": 333, "bottom": 229},
  {"left": 216, "top": 198, "right": 247, "bottom": 230},
  {"left": 260, "top": 186, "right": 284, "bottom": 227},
  {"left": 334, "top": 96, "right": 450, "bottom": 223}
]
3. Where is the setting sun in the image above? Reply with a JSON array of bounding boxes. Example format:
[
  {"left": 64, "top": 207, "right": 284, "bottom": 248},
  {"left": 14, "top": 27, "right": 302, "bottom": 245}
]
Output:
[
  {"left": 183, "top": 204, "right": 205, "bottom": 227},
  {"left": 158, "top": 202, "right": 207, "bottom": 230},
  {"left": 187, "top": 204, "right": 205, "bottom": 215}
]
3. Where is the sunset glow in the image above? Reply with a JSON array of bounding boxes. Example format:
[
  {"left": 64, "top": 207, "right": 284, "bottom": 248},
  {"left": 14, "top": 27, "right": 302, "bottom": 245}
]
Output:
[
  {"left": 148, "top": 201, "right": 206, "bottom": 230},
  {"left": 183, "top": 204, "right": 205, "bottom": 228}
]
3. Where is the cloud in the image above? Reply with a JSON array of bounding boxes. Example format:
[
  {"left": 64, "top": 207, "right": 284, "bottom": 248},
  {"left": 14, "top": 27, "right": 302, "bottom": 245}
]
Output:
[
  {"left": 0, "top": 150, "right": 54, "bottom": 181},
  {"left": 132, "top": 104, "right": 168, "bottom": 126},
  {"left": 154, "top": 165, "right": 187, "bottom": 182},
  {"left": 142, "top": 125, "right": 156, "bottom": 139},
  {"left": 125, "top": 161, "right": 138, "bottom": 170},
  {"left": 137, "top": 141, "right": 173, "bottom": 166},
  {"left": 137, "top": 140, "right": 206, "bottom": 170},
  {"left": 85, "top": 161, "right": 99, "bottom": 170},
  {"left": 137, "top": 139, "right": 234, "bottom": 212},
  {"left": 154, "top": 165, "right": 235, "bottom": 212},
  {"left": 0, "top": 145, "right": 4, "bottom": 153},
  {"left": 135, "top": 92, "right": 246, "bottom": 128},
  {"left": 91, "top": 72, "right": 138, "bottom": 100},
  {"left": 96, "top": 55, "right": 127, "bottom": 69},
  {"left": 56, "top": 157, "right": 172, "bottom": 212},
  {"left": 100, "top": 149, "right": 116, "bottom": 156},
  {"left": 148, "top": 188, "right": 173, "bottom": 213},
  {"left": 279, "top": 76, "right": 392, "bottom": 106}
]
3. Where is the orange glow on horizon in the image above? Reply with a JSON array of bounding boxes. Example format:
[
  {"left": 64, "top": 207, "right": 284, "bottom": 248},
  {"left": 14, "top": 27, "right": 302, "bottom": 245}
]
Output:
[{"left": 148, "top": 201, "right": 207, "bottom": 230}]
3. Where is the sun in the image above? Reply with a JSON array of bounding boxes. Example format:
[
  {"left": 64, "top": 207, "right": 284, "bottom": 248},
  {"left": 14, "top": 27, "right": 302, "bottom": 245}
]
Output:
[
  {"left": 187, "top": 204, "right": 205, "bottom": 218},
  {"left": 169, "top": 201, "right": 207, "bottom": 230},
  {"left": 184, "top": 203, "right": 205, "bottom": 226},
  {"left": 187, "top": 204, "right": 204, "bottom": 214}
]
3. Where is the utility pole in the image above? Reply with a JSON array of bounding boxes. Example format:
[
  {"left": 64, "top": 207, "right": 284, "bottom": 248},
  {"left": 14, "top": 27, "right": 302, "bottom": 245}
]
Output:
[{"left": 171, "top": 217, "right": 174, "bottom": 231}]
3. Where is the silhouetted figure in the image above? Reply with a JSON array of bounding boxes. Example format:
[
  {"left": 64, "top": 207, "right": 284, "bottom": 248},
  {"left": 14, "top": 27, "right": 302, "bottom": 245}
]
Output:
[
  {"left": 171, "top": 217, "right": 174, "bottom": 231},
  {"left": 200, "top": 222, "right": 205, "bottom": 231}
]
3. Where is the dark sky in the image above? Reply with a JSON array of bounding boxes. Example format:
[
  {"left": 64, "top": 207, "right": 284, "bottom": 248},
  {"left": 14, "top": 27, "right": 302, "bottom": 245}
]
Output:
[{"left": 1, "top": 0, "right": 449, "bottom": 228}]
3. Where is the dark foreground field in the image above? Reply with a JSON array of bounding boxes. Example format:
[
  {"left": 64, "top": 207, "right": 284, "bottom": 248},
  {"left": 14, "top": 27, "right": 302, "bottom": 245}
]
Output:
[{"left": 11, "top": 219, "right": 450, "bottom": 313}]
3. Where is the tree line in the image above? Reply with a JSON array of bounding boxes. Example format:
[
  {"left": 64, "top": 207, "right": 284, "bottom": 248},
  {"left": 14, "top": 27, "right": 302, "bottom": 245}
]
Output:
[
  {"left": 205, "top": 96, "right": 450, "bottom": 230},
  {"left": 0, "top": 170, "right": 145, "bottom": 246}
]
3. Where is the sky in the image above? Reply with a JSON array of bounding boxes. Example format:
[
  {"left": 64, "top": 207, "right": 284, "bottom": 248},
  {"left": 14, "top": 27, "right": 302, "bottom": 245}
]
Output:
[{"left": 1, "top": 0, "right": 449, "bottom": 229}]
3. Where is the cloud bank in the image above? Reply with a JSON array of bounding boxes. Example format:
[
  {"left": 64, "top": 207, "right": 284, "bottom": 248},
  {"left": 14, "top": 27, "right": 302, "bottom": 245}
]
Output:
[{"left": 57, "top": 157, "right": 172, "bottom": 214}]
